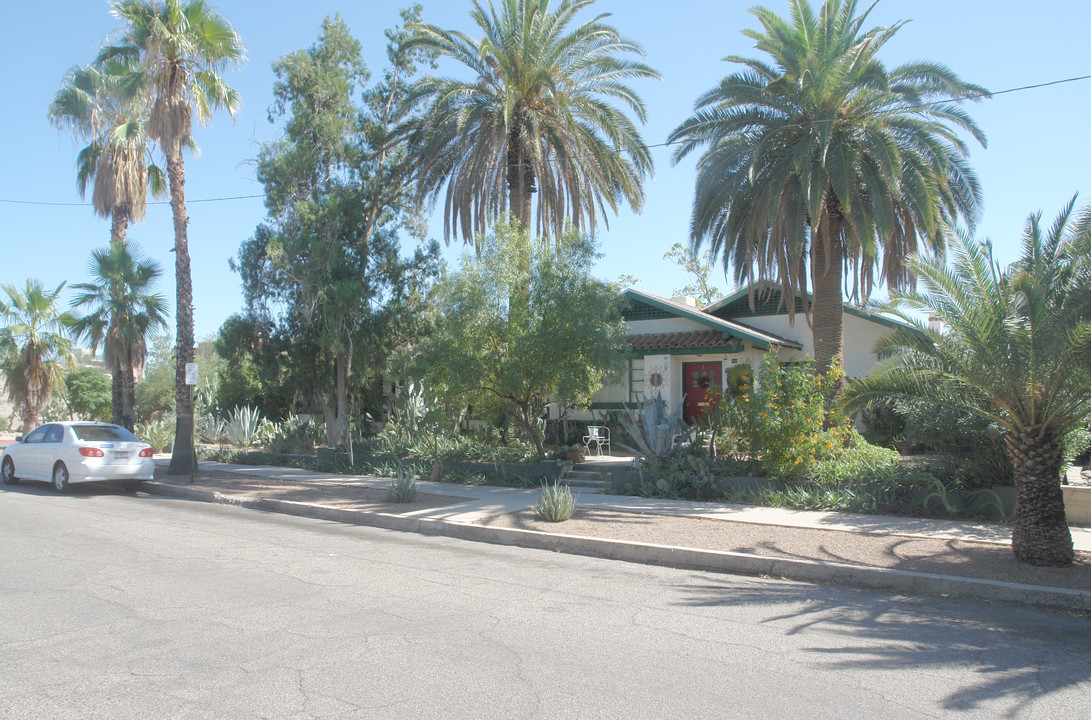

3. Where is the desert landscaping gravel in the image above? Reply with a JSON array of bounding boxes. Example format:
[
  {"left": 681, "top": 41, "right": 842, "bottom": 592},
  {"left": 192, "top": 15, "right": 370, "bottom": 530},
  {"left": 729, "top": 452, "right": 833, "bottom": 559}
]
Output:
[{"left": 482, "top": 509, "right": 1091, "bottom": 591}]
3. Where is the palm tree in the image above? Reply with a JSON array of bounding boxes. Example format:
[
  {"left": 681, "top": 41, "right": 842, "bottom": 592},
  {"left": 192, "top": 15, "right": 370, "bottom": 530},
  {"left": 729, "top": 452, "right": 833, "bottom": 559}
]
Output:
[
  {"left": 48, "top": 60, "right": 165, "bottom": 246},
  {"left": 668, "top": 0, "right": 987, "bottom": 379},
  {"left": 842, "top": 199, "right": 1091, "bottom": 567},
  {"left": 101, "top": 0, "right": 244, "bottom": 475},
  {"left": 404, "top": 0, "right": 659, "bottom": 243},
  {"left": 0, "top": 281, "right": 77, "bottom": 434},
  {"left": 70, "top": 245, "right": 169, "bottom": 432},
  {"left": 49, "top": 59, "right": 166, "bottom": 425}
]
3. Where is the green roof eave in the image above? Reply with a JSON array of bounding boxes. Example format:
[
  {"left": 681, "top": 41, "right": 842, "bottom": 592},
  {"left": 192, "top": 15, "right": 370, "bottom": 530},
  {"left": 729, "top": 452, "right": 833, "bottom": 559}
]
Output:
[
  {"left": 703, "top": 282, "right": 919, "bottom": 335},
  {"left": 621, "top": 289, "right": 801, "bottom": 350}
]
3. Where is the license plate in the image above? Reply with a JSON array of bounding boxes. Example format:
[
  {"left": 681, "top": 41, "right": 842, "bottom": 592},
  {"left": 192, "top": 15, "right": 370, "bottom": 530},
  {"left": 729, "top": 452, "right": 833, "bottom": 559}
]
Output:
[{"left": 114, "top": 452, "right": 130, "bottom": 459}]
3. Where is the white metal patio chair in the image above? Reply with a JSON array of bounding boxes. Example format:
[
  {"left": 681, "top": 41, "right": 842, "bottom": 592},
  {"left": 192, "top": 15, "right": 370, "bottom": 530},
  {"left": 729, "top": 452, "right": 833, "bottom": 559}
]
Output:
[{"left": 582, "top": 425, "right": 611, "bottom": 456}]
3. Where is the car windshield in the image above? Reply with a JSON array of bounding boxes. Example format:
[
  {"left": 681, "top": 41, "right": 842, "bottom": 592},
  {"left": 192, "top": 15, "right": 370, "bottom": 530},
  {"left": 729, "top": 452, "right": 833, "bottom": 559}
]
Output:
[{"left": 72, "top": 424, "right": 140, "bottom": 443}]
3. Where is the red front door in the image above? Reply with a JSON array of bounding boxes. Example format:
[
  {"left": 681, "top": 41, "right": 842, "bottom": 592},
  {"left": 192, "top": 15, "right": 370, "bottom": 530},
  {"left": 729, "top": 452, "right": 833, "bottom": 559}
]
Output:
[{"left": 683, "top": 361, "right": 723, "bottom": 425}]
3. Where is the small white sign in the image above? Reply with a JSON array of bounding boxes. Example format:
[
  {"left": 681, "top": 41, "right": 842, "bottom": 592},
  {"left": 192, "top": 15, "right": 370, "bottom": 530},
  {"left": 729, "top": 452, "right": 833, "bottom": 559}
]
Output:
[{"left": 185, "top": 363, "right": 199, "bottom": 386}]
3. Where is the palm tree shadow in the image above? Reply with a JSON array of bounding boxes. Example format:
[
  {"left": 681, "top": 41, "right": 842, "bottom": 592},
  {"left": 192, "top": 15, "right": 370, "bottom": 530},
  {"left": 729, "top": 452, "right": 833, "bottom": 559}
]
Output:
[{"left": 677, "top": 577, "right": 1091, "bottom": 714}]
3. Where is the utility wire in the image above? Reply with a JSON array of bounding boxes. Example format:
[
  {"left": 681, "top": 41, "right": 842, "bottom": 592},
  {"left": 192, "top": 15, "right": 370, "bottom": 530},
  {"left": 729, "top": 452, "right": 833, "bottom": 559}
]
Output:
[
  {"left": 3, "top": 72, "right": 1089, "bottom": 208},
  {"left": 0, "top": 194, "right": 264, "bottom": 207}
]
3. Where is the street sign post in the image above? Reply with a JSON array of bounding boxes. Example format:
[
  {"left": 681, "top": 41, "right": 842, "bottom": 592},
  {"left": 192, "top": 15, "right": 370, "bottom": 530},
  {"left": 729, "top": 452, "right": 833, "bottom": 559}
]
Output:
[{"left": 184, "top": 363, "right": 198, "bottom": 484}]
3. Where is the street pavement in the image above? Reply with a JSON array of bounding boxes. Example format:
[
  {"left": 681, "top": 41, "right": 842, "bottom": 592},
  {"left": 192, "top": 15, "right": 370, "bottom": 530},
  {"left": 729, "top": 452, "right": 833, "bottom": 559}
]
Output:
[{"left": 2, "top": 484, "right": 1091, "bottom": 718}]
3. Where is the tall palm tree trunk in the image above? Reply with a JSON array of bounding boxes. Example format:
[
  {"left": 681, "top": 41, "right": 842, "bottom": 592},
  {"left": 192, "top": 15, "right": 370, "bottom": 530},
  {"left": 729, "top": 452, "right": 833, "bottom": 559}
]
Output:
[
  {"left": 111, "top": 207, "right": 130, "bottom": 246},
  {"left": 120, "top": 346, "right": 136, "bottom": 432},
  {"left": 1006, "top": 426, "right": 1074, "bottom": 566},
  {"left": 111, "top": 359, "right": 124, "bottom": 426},
  {"left": 811, "top": 212, "right": 845, "bottom": 382},
  {"left": 165, "top": 150, "right": 197, "bottom": 476},
  {"left": 507, "top": 123, "right": 534, "bottom": 231},
  {"left": 506, "top": 125, "right": 536, "bottom": 317},
  {"left": 109, "top": 208, "right": 129, "bottom": 426}
]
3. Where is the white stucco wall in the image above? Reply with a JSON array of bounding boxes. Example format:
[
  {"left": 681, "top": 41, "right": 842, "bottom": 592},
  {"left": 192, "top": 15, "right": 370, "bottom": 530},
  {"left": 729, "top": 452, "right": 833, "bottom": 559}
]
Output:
[
  {"left": 733, "top": 312, "right": 891, "bottom": 378},
  {"left": 589, "top": 374, "right": 629, "bottom": 405},
  {"left": 840, "top": 313, "right": 893, "bottom": 379},
  {"left": 642, "top": 354, "right": 671, "bottom": 405}
]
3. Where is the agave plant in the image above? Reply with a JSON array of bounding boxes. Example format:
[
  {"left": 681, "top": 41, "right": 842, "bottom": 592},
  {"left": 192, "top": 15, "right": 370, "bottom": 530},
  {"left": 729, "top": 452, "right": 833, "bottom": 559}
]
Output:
[
  {"left": 617, "top": 395, "right": 689, "bottom": 459},
  {"left": 534, "top": 480, "right": 578, "bottom": 522},
  {"left": 225, "top": 405, "right": 264, "bottom": 449},
  {"left": 195, "top": 410, "right": 226, "bottom": 445},
  {"left": 385, "top": 470, "right": 420, "bottom": 503},
  {"left": 137, "top": 417, "right": 175, "bottom": 453}
]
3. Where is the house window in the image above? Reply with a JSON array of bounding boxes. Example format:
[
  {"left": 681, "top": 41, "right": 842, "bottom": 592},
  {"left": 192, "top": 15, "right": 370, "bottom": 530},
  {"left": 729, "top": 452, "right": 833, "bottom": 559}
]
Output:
[{"left": 629, "top": 358, "right": 644, "bottom": 402}]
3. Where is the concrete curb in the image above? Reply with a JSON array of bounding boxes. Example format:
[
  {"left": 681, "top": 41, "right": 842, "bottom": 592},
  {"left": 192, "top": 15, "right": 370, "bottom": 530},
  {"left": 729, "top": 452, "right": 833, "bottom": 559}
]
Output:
[{"left": 143, "top": 481, "right": 1091, "bottom": 613}]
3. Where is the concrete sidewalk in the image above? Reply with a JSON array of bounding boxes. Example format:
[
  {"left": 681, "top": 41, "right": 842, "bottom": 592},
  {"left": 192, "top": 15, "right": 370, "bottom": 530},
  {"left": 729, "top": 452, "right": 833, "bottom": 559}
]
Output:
[
  {"left": 165, "top": 459, "right": 1091, "bottom": 551},
  {"left": 145, "top": 459, "right": 1091, "bottom": 613}
]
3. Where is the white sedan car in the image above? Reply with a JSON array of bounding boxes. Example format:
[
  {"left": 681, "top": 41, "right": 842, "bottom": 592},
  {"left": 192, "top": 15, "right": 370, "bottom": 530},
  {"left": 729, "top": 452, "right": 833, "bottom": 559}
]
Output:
[{"left": 1, "top": 421, "right": 155, "bottom": 493}]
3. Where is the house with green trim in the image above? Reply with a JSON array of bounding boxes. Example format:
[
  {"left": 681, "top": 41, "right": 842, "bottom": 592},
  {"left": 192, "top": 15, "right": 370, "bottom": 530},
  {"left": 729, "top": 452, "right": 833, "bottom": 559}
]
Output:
[{"left": 585, "top": 284, "right": 908, "bottom": 425}]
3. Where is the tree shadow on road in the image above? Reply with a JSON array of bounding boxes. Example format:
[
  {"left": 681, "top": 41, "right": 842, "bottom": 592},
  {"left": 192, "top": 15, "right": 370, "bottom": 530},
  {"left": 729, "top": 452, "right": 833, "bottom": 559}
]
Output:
[{"left": 676, "top": 577, "right": 1091, "bottom": 715}]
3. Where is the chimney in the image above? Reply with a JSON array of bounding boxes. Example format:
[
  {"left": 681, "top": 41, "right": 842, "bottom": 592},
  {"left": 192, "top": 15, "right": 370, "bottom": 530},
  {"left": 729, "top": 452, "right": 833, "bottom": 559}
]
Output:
[{"left": 670, "top": 295, "right": 698, "bottom": 308}]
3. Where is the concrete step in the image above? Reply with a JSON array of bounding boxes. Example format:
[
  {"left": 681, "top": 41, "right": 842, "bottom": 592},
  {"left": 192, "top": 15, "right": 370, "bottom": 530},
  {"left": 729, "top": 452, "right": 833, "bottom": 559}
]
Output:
[{"left": 558, "top": 470, "right": 605, "bottom": 493}]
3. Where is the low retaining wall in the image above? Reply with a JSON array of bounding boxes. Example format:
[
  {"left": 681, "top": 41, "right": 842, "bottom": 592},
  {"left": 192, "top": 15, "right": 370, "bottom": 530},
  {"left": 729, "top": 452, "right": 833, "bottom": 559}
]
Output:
[
  {"left": 311, "top": 448, "right": 566, "bottom": 484},
  {"left": 1064, "top": 486, "right": 1091, "bottom": 527}
]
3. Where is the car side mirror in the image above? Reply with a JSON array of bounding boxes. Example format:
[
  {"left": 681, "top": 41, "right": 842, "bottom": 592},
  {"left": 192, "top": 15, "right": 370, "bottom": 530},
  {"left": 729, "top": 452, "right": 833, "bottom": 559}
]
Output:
[{"left": 14, "top": 436, "right": 23, "bottom": 443}]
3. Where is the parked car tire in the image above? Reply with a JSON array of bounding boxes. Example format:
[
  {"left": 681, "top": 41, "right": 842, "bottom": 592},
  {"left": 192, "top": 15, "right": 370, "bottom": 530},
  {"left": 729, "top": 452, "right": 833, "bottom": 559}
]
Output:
[
  {"left": 1, "top": 457, "right": 17, "bottom": 485},
  {"left": 52, "top": 463, "right": 69, "bottom": 493},
  {"left": 122, "top": 480, "right": 142, "bottom": 493}
]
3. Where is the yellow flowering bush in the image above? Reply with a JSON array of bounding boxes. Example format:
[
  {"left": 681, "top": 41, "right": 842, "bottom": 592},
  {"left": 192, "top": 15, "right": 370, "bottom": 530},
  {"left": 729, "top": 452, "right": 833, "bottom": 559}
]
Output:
[{"left": 736, "top": 351, "right": 849, "bottom": 479}]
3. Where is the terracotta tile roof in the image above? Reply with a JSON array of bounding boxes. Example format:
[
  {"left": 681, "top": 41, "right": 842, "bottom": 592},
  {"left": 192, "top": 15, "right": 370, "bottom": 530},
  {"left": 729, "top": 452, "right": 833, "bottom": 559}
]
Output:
[{"left": 627, "top": 330, "right": 742, "bottom": 350}]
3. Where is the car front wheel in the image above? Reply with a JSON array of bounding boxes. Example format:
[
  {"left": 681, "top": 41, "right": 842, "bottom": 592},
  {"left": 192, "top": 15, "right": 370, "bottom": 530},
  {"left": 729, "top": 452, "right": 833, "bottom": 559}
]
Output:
[
  {"left": 52, "top": 463, "right": 69, "bottom": 493},
  {"left": 1, "top": 457, "right": 17, "bottom": 485}
]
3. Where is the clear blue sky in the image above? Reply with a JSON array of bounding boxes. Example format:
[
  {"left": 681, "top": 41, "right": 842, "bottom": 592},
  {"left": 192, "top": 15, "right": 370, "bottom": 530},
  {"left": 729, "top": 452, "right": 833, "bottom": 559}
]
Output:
[{"left": 2, "top": 0, "right": 1089, "bottom": 340}]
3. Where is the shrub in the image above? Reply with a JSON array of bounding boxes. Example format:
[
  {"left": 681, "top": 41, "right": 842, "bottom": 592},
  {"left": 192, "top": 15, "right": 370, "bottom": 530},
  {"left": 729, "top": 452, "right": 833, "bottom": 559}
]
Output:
[
  {"left": 364, "top": 423, "right": 538, "bottom": 464},
  {"left": 722, "top": 352, "right": 846, "bottom": 479},
  {"left": 632, "top": 449, "right": 737, "bottom": 500},
  {"left": 893, "top": 398, "right": 1012, "bottom": 488},
  {"left": 268, "top": 415, "right": 326, "bottom": 454},
  {"left": 724, "top": 462, "right": 936, "bottom": 516},
  {"left": 534, "top": 480, "right": 578, "bottom": 522}
]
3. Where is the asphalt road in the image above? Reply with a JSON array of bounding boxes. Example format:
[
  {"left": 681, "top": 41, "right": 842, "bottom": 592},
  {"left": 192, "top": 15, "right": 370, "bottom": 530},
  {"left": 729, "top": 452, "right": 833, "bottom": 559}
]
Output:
[{"left": 2, "top": 482, "right": 1090, "bottom": 719}]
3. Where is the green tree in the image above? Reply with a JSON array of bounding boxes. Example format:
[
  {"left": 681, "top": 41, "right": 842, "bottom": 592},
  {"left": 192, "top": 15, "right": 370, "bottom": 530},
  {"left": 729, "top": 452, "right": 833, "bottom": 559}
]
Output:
[
  {"left": 64, "top": 367, "right": 113, "bottom": 421},
  {"left": 102, "top": 0, "right": 245, "bottom": 475},
  {"left": 414, "top": 222, "right": 627, "bottom": 459},
  {"left": 668, "top": 0, "right": 986, "bottom": 380},
  {"left": 664, "top": 243, "right": 722, "bottom": 305},
  {"left": 212, "top": 314, "right": 294, "bottom": 421},
  {"left": 70, "top": 244, "right": 169, "bottom": 431},
  {"left": 0, "top": 281, "right": 77, "bottom": 433},
  {"left": 237, "top": 13, "right": 440, "bottom": 446},
  {"left": 135, "top": 333, "right": 176, "bottom": 423},
  {"left": 842, "top": 199, "right": 1091, "bottom": 566},
  {"left": 404, "top": 0, "right": 659, "bottom": 243}
]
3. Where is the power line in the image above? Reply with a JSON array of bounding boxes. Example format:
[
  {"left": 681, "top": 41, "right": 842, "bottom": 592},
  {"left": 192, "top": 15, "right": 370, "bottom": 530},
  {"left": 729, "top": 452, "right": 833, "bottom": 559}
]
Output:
[
  {"left": 3, "top": 72, "right": 1089, "bottom": 208},
  {"left": 0, "top": 194, "right": 264, "bottom": 207}
]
